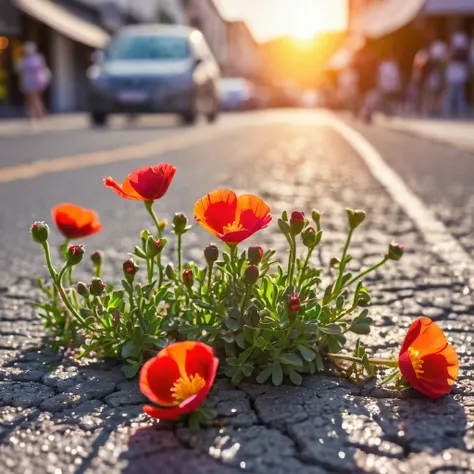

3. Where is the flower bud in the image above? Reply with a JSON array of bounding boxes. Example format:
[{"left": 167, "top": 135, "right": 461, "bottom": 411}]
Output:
[
  {"left": 90, "top": 250, "right": 103, "bottom": 267},
  {"left": 248, "top": 245, "right": 263, "bottom": 265},
  {"left": 123, "top": 259, "right": 139, "bottom": 283},
  {"left": 146, "top": 237, "right": 163, "bottom": 258},
  {"left": 182, "top": 269, "right": 194, "bottom": 288},
  {"left": 165, "top": 263, "right": 176, "bottom": 281},
  {"left": 66, "top": 244, "right": 84, "bottom": 266},
  {"left": 204, "top": 244, "right": 219, "bottom": 266},
  {"left": 278, "top": 218, "right": 291, "bottom": 235},
  {"left": 243, "top": 265, "right": 259, "bottom": 286},
  {"left": 159, "top": 219, "right": 167, "bottom": 232},
  {"left": 290, "top": 211, "right": 305, "bottom": 235},
  {"left": 31, "top": 221, "right": 49, "bottom": 244},
  {"left": 90, "top": 277, "right": 106, "bottom": 296},
  {"left": 76, "top": 281, "right": 89, "bottom": 298},
  {"left": 140, "top": 229, "right": 150, "bottom": 240},
  {"left": 113, "top": 309, "right": 120, "bottom": 326},
  {"left": 302, "top": 227, "right": 317, "bottom": 248},
  {"left": 246, "top": 306, "right": 260, "bottom": 327},
  {"left": 288, "top": 294, "right": 301, "bottom": 313},
  {"left": 387, "top": 241, "right": 404, "bottom": 261},
  {"left": 346, "top": 209, "right": 366, "bottom": 230},
  {"left": 173, "top": 212, "right": 189, "bottom": 235},
  {"left": 357, "top": 289, "right": 371, "bottom": 307},
  {"left": 311, "top": 210, "right": 321, "bottom": 226}
]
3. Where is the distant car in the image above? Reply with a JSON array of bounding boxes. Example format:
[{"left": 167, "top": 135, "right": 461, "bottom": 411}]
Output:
[
  {"left": 219, "top": 78, "right": 255, "bottom": 111},
  {"left": 87, "top": 24, "right": 220, "bottom": 126}
]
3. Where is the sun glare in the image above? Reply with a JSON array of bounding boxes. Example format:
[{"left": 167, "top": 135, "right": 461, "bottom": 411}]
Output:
[{"left": 284, "top": 1, "right": 346, "bottom": 41}]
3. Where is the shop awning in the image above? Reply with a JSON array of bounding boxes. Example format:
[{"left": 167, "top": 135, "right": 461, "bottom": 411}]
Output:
[
  {"left": 359, "top": 0, "right": 426, "bottom": 39},
  {"left": 12, "top": 0, "right": 110, "bottom": 49}
]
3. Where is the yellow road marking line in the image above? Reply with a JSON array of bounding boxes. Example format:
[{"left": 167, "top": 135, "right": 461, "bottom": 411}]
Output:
[{"left": 0, "top": 127, "right": 222, "bottom": 183}]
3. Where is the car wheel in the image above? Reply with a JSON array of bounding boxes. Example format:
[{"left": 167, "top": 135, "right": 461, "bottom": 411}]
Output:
[
  {"left": 206, "top": 96, "right": 219, "bottom": 123},
  {"left": 181, "top": 112, "right": 197, "bottom": 125},
  {"left": 91, "top": 112, "right": 108, "bottom": 127}
]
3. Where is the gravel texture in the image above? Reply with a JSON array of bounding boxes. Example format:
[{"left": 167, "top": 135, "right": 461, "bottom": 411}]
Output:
[{"left": 0, "top": 122, "right": 473, "bottom": 474}]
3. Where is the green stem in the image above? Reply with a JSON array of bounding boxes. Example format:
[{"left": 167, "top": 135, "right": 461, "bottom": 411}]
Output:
[
  {"left": 146, "top": 258, "right": 153, "bottom": 285},
  {"left": 240, "top": 285, "right": 252, "bottom": 315},
  {"left": 334, "top": 228, "right": 353, "bottom": 295},
  {"left": 289, "top": 235, "right": 297, "bottom": 287},
  {"left": 207, "top": 263, "right": 213, "bottom": 291},
  {"left": 343, "top": 257, "right": 388, "bottom": 290},
  {"left": 41, "top": 242, "right": 88, "bottom": 328},
  {"left": 177, "top": 234, "right": 182, "bottom": 278},
  {"left": 298, "top": 246, "right": 314, "bottom": 291},
  {"left": 144, "top": 200, "right": 161, "bottom": 238},
  {"left": 327, "top": 353, "right": 399, "bottom": 368},
  {"left": 94, "top": 263, "right": 102, "bottom": 278}
]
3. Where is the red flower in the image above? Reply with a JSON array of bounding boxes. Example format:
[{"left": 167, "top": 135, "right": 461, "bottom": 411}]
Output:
[
  {"left": 139, "top": 341, "right": 219, "bottom": 420},
  {"left": 104, "top": 164, "right": 176, "bottom": 201},
  {"left": 52, "top": 204, "right": 102, "bottom": 239},
  {"left": 398, "top": 317, "right": 459, "bottom": 398},
  {"left": 194, "top": 189, "right": 271, "bottom": 245}
]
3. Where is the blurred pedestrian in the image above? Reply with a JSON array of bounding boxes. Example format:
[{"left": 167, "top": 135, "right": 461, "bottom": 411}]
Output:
[
  {"left": 444, "top": 32, "right": 469, "bottom": 117},
  {"left": 406, "top": 47, "right": 429, "bottom": 115},
  {"left": 469, "top": 31, "right": 474, "bottom": 112},
  {"left": 16, "top": 42, "right": 50, "bottom": 121},
  {"left": 337, "top": 63, "right": 359, "bottom": 114},
  {"left": 424, "top": 38, "right": 447, "bottom": 116},
  {"left": 354, "top": 45, "right": 378, "bottom": 123},
  {"left": 377, "top": 54, "right": 401, "bottom": 116}
]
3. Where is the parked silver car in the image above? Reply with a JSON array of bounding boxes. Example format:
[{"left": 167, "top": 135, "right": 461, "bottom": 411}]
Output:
[{"left": 87, "top": 24, "right": 220, "bottom": 126}]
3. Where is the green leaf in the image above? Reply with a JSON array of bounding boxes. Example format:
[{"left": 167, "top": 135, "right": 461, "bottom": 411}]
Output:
[
  {"left": 350, "top": 324, "right": 371, "bottom": 335},
  {"left": 320, "top": 324, "right": 342, "bottom": 335},
  {"left": 226, "top": 357, "right": 240, "bottom": 367},
  {"left": 121, "top": 341, "right": 140, "bottom": 359},
  {"left": 133, "top": 246, "right": 147, "bottom": 259},
  {"left": 298, "top": 344, "right": 316, "bottom": 361},
  {"left": 122, "top": 360, "right": 140, "bottom": 378},
  {"left": 279, "top": 353, "right": 303, "bottom": 367},
  {"left": 288, "top": 368, "right": 302, "bottom": 385},
  {"left": 243, "top": 325, "right": 258, "bottom": 344},
  {"left": 235, "top": 333, "right": 246, "bottom": 349},
  {"left": 194, "top": 299, "right": 214, "bottom": 310},
  {"left": 238, "top": 346, "right": 253, "bottom": 364},
  {"left": 255, "top": 336, "right": 267, "bottom": 349},
  {"left": 256, "top": 365, "right": 273, "bottom": 384},
  {"left": 223, "top": 317, "right": 240, "bottom": 331},
  {"left": 121, "top": 279, "right": 132, "bottom": 293},
  {"left": 241, "top": 363, "right": 254, "bottom": 378},
  {"left": 271, "top": 361, "right": 283, "bottom": 386},
  {"left": 314, "top": 351, "right": 324, "bottom": 372}
]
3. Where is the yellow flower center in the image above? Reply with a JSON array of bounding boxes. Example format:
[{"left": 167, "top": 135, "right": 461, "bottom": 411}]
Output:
[
  {"left": 223, "top": 221, "right": 244, "bottom": 234},
  {"left": 408, "top": 346, "right": 424, "bottom": 377},
  {"left": 170, "top": 373, "right": 206, "bottom": 403}
]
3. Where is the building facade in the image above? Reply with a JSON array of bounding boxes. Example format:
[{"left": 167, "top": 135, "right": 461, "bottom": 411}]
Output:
[
  {"left": 185, "top": 0, "right": 228, "bottom": 71},
  {"left": 225, "top": 20, "right": 260, "bottom": 79}
]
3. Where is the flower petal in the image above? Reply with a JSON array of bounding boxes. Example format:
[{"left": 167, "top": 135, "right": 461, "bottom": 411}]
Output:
[
  {"left": 52, "top": 203, "right": 102, "bottom": 239},
  {"left": 400, "top": 317, "right": 451, "bottom": 358},
  {"left": 139, "top": 355, "right": 181, "bottom": 407},
  {"left": 143, "top": 404, "right": 190, "bottom": 420},
  {"left": 236, "top": 194, "right": 271, "bottom": 227},
  {"left": 104, "top": 176, "right": 142, "bottom": 200},
  {"left": 129, "top": 164, "right": 176, "bottom": 201},
  {"left": 194, "top": 189, "right": 237, "bottom": 237},
  {"left": 184, "top": 342, "right": 217, "bottom": 380}
]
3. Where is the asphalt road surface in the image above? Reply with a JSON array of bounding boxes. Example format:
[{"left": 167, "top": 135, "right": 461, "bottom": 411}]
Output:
[{"left": 0, "top": 110, "right": 473, "bottom": 474}]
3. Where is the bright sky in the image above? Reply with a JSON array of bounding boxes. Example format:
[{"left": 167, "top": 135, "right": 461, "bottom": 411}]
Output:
[{"left": 214, "top": 0, "right": 348, "bottom": 42}]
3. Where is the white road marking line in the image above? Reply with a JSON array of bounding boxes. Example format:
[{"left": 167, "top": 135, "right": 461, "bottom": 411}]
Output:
[{"left": 325, "top": 111, "right": 474, "bottom": 280}]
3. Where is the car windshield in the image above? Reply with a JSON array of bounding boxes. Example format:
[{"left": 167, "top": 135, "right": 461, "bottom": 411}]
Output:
[{"left": 106, "top": 35, "right": 189, "bottom": 61}]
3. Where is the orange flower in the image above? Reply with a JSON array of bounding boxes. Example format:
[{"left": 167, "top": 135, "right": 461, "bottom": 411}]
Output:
[
  {"left": 194, "top": 189, "right": 271, "bottom": 245},
  {"left": 52, "top": 204, "right": 102, "bottom": 239},
  {"left": 398, "top": 317, "right": 458, "bottom": 398},
  {"left": 104, "top": 164, "right": 176, "bottom": 201},
  {"left": 139, "top": 341, "right": 219, "bottom": 420}
]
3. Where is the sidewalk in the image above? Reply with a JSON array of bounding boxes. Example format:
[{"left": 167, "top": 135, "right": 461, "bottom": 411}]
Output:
[
  {"left": 0, "top": 113, "right": 88, "bottom": 137},
  {"left": 376, "top": 115, "right": 474, "bottom": 152}
]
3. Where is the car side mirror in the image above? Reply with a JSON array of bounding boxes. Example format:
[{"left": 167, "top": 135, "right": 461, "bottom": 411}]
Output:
[{"left": 91, "top": 50, "right": 105, "bottom": 64}]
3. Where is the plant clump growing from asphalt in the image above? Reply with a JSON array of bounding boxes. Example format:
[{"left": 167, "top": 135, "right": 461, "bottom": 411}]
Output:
[{"left": 31, "top": 163, "right": 459, "bottom": 424}]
